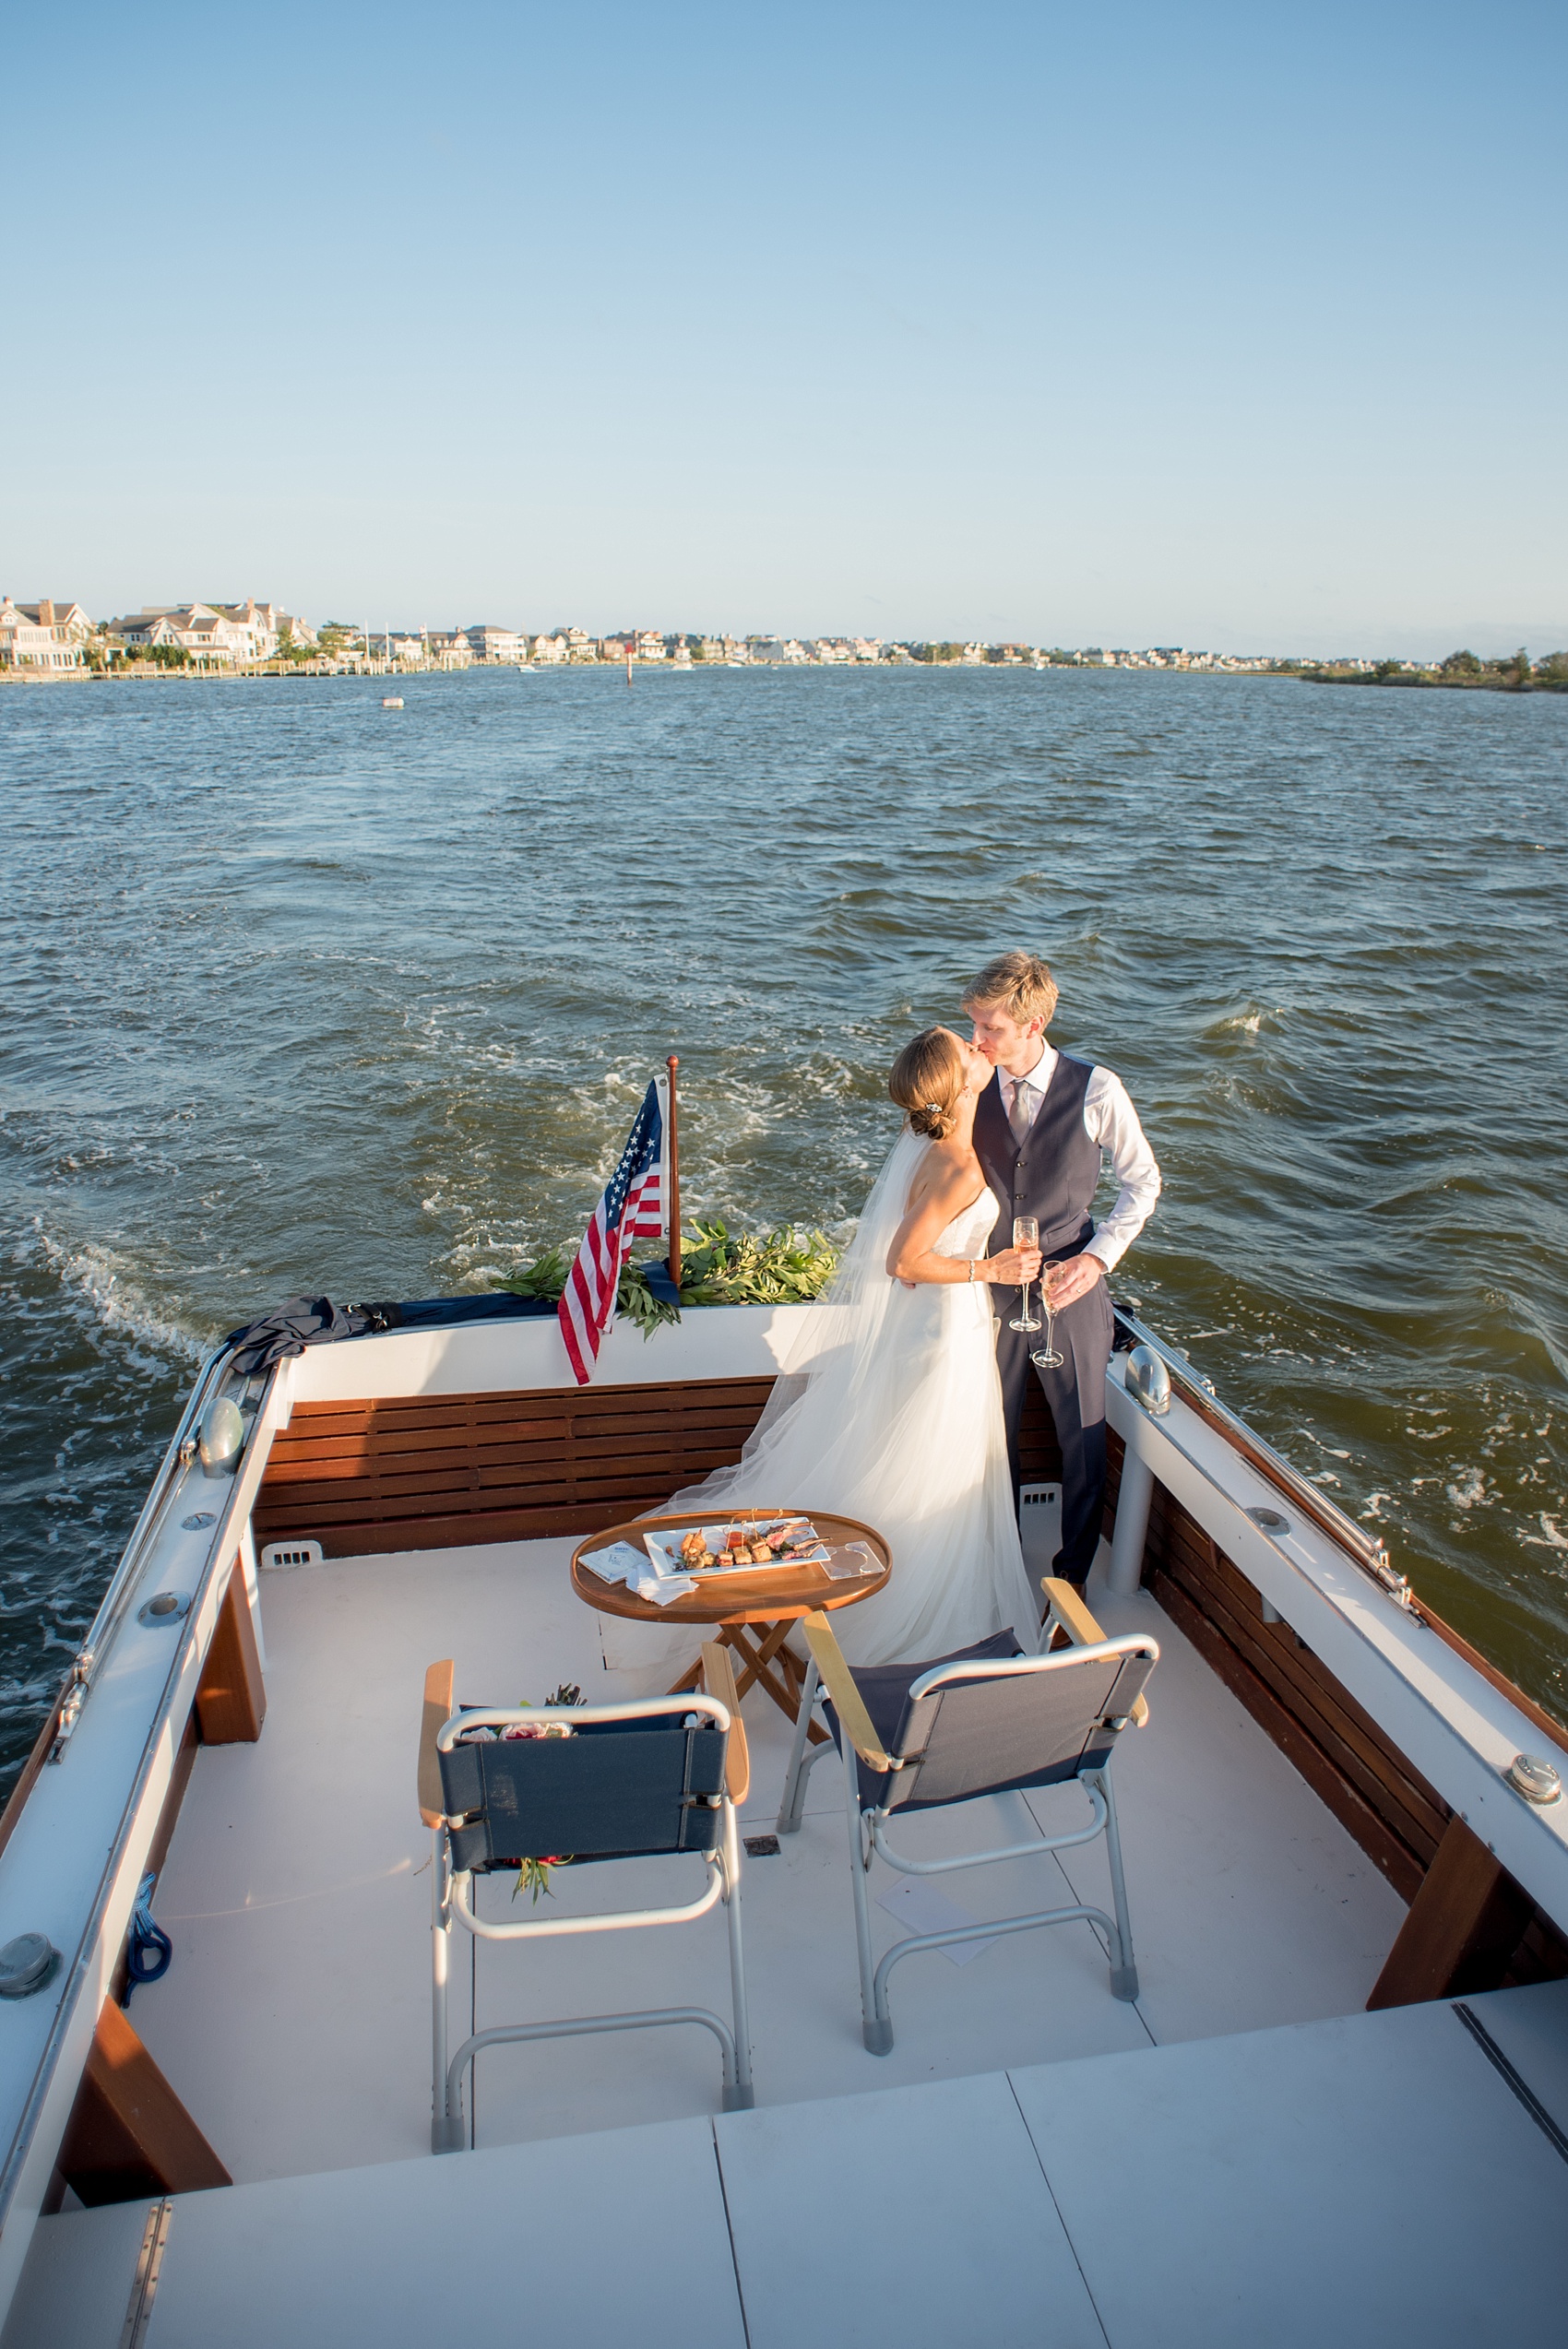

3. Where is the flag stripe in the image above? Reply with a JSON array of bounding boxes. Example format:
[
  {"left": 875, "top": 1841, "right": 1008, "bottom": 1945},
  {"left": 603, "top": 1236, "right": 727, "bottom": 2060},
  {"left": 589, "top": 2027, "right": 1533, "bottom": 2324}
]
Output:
[{"left": 556, "top": 1081, "right": 666, "bottom": 1385}]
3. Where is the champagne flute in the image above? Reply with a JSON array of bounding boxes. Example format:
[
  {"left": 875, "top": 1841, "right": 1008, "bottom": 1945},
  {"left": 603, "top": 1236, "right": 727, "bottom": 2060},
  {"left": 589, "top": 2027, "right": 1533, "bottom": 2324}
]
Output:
[
  {"left": 1008, "top": 1216, "right": 1041, "bottom": 1333},
  {"left": 1031, "top": 1259, "right": 1064, "bottom": 1369}
]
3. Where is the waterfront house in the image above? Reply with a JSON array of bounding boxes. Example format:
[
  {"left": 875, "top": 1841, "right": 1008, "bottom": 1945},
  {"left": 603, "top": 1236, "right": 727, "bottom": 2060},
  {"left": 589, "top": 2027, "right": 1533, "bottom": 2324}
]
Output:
[
  {"left": 111, "top": 603, "right": 249, "bottom": 665},
  {"left": 463, "top": 625, "right": 529, "bottom": 663},
  {"left": 529, "top": 634, "right": 568, "bottom": 663},
  {"left": 428, "top": 632, "right": 473, "bottom": 670},
  {"left": 212, "top": 599, "right": 282, "bottom": 662},
  {"left": 0, "top": 598, "right": 92, "bottom": 668}
]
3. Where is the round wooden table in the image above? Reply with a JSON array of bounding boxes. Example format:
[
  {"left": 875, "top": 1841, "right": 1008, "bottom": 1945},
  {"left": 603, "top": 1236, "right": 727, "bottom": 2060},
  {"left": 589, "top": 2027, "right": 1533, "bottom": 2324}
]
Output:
[{"left": 571, "top": 1508, "right": 890, "bottom": 1737}]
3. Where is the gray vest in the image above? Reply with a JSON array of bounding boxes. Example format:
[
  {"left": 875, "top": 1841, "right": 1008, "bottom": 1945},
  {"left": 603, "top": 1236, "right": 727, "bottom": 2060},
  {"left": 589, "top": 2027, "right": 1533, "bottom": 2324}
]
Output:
[{"left": 973, "top": 1054, "right": 1099, "bottom": 1263}]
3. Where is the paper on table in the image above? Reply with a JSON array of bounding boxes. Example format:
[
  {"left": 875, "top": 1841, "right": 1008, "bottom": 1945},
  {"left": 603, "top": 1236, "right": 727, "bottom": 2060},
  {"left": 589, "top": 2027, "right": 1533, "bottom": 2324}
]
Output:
[{"left": 586, "top": 1539, "right": 698, "bottom": 1607}]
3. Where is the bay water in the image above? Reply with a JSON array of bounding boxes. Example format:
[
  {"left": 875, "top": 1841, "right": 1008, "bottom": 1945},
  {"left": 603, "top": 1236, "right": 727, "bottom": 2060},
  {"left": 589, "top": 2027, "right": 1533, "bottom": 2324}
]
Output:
[{"left": 2, "top": 665, "right": 1564, "bottom": 1788}]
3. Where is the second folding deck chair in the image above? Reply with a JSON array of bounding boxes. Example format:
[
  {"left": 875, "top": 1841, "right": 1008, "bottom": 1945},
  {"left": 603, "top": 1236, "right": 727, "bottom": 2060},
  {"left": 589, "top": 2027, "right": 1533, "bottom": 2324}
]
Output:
[
  {"left": 777, "top": 1579, "right": 1158, "bottom": 2052},
  {"left": 419, "top": 1643, "right": 754, "bottom": 2149}
]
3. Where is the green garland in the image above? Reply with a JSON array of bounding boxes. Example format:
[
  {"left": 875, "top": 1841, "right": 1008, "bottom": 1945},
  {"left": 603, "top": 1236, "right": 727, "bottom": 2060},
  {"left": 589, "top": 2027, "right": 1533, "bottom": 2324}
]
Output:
[{"left": 493, "top": 1220, "right": 838, "bottom": 1336}]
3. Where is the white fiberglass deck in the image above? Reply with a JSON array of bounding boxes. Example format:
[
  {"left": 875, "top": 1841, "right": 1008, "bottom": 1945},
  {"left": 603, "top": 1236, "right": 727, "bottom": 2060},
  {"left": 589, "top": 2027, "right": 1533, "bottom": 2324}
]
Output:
[
  {"left": 15, "top": 1987, "right": 1568, "bottom": 2347},
  {"left": 125, "top": 1535, "right": 1404, "bottom": 2184}
]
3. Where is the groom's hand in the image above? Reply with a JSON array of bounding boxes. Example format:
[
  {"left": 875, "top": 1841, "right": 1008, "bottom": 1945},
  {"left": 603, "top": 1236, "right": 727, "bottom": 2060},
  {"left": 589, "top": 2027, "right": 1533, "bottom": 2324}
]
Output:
[{"left": 1047, "top": 1254, "right": 1105, "bottom": 1310}]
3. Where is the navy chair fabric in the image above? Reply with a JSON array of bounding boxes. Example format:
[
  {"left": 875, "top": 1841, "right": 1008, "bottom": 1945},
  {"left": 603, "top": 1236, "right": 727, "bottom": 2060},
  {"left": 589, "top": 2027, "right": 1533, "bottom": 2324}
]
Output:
[
  {"left": 438, "top": 1717, "right": 727, "bottom": 1872},
  {"left": 826, "top": 1629, "right": 1134, "bottom": 1812}
]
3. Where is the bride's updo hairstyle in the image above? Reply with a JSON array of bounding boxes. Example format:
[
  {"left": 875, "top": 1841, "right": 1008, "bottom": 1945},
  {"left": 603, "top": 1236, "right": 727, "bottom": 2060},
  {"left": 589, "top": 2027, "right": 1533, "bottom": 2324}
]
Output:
[{"left": 889, "top": 1028, "right": 968, "bottom": 1141}]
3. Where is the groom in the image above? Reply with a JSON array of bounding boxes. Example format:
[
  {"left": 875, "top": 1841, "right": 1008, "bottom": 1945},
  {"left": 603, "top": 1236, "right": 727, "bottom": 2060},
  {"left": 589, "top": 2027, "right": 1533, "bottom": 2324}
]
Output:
[{"left": 965, "top": 951, "right": 1161, "bottom": 1590}]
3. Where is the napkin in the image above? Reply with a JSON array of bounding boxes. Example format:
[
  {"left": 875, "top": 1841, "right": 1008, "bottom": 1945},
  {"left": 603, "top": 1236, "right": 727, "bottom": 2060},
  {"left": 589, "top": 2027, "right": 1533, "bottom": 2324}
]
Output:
[{"left": 588, "top": 1539, "right": 697, "bottom": 1606}]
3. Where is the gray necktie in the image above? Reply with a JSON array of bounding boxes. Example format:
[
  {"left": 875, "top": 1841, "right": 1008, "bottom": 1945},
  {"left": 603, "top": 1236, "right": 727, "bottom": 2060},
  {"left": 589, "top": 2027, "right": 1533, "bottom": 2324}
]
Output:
[{"left": 1009, "top": 1078, "right": 1035, "bottom": 1143}]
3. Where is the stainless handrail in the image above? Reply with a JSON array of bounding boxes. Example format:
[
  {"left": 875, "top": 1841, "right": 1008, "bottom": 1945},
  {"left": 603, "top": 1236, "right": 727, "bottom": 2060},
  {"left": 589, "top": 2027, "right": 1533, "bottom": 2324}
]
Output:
[{"left": 1112, "top": 1306, "right": 1413, "bottom": 1608}]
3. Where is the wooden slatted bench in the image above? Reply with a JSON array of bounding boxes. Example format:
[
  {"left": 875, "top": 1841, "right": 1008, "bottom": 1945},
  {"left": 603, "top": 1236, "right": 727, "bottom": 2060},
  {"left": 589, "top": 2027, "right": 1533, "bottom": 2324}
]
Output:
[
  {"left": 253, "top": 1368, "right": 1067, "bottom": 1563},
  {"left": 253, "top": 1376, "right": 779, "bottom": 1557}
]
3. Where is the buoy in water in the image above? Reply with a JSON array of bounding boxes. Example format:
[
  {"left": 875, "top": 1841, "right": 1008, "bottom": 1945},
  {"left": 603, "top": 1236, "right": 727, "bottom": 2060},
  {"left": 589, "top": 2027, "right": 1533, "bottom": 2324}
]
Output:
[{"left": 382, "top": 696, "right": 404, "bottom": 708}]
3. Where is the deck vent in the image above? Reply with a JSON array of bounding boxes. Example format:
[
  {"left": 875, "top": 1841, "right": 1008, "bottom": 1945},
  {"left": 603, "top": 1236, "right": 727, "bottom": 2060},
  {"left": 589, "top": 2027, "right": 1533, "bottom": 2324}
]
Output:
[
  {"left": 1506, "top": 1754, "right": 1562, "bottom": 1806},
  {"left": 137, "top": 1591, "right": 192, "bottom": 1627},
  {"left": 0, "top": 1933, "right": 61, "bottom": 1999},
  {"left": 1246, "top": 1506, "right": 1290, "bottom": 1536},
  {"left": 181, "top": 1512, "right": 216, "bottom": 1532},
  {"left": 260, "top": 1537, "right": 326, "bottom": 1572}
]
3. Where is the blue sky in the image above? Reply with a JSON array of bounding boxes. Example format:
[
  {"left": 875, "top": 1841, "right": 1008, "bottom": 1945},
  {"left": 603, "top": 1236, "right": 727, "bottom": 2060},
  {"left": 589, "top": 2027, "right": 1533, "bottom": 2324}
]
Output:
[{"left": 6, "top": 2, "right": 1563, "bottom": 655}]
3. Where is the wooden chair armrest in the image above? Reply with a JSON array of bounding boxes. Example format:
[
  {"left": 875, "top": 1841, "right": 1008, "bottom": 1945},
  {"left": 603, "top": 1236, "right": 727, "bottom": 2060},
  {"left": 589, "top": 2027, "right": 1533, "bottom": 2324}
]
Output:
[
  {"left": 1041, "top": 1576, "right": 1108, "bottom": 1645},
  {"left": 802, "top": 1612, "right": 897, "bottom": 1774},
  {"left": 419, "top": 1659, "right": 456, "bottom": 1827},
  {"left": 700, "top": 1642, "right": 750, "bottom": 1809},
  {"left": 1041, "top": 1581, "right": 1149, "bottom": 1726}
]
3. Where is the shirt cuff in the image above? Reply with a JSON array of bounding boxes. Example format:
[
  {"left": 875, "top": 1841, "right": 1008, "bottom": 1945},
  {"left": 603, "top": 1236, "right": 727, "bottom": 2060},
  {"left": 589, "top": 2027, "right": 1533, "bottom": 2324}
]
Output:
[{"left": 1084, "top": 1232, "right": 1123, "bottom": 1274}]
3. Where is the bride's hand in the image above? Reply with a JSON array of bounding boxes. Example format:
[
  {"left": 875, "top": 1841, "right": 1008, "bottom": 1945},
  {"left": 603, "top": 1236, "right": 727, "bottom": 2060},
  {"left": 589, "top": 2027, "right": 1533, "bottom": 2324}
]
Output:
[{"left": 990, "top": 1245, "right": 1042, "bottom": 1285}]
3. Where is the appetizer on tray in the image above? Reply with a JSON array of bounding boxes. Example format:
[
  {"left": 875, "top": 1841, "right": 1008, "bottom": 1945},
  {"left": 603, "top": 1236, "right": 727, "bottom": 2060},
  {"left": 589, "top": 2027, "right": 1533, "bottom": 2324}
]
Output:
[{"left": 643, "top": 1517, "right": 832, "bottom": 1576}]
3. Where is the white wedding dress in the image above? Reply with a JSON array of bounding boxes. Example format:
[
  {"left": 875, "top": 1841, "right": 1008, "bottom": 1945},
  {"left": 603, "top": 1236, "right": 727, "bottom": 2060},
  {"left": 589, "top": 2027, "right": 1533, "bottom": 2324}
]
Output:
[{"left": 609, "top": 1127, "right": 1038, "bottom": 1678}]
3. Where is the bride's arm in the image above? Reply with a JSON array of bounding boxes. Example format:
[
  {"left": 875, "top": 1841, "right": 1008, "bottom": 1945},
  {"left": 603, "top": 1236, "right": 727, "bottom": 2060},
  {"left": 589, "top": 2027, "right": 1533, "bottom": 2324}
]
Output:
[{"left": 887, "top": 1174, "right": 1040, "bottom": 1287}]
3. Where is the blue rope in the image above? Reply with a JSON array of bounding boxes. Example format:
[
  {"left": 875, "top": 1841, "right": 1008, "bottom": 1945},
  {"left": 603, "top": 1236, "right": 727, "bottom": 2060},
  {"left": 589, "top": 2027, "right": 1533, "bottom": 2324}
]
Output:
[{"left": 125, "top": 1871, "right": 172, "bottom": 2000}]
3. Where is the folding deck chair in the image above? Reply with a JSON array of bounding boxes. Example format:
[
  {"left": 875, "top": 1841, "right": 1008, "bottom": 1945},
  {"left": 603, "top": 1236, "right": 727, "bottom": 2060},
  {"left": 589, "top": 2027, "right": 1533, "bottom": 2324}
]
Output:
[
  {"left": 776, "top": 1578, "right": 1158, "bottom": 2052},
  {"left": 419, "top": 1643, "right": 754, "bottom": 2150}
]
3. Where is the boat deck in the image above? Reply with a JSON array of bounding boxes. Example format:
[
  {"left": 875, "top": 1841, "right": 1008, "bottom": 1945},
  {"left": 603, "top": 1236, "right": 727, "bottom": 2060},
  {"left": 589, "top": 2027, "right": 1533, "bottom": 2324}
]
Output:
[
  {"left": 14, "top": 1986, "right": 1568, "bottom": 2347},
  {"left": 125, "top": 1535, "right": 1404, "bottom": 2182}
]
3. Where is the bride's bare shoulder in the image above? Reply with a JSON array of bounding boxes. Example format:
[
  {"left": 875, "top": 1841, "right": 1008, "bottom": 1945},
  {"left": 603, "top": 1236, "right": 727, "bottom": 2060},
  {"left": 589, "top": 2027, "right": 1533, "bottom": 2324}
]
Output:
[{"left": 903, "top": 1142, "right": 984, "bottom": 1217}]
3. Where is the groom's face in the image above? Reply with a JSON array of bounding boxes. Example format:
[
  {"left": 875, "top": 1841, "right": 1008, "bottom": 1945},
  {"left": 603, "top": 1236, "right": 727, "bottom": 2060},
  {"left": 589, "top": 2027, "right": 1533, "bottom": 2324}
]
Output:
[{"left": 968, "top": 1001, "right": 1045, "bottom": 1074}]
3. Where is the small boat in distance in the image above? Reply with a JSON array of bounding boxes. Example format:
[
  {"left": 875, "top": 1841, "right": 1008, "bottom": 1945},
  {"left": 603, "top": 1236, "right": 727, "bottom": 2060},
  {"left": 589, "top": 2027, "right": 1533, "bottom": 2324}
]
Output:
[{"left": 382, "top": 696, "right": 403, "bottom": 709}]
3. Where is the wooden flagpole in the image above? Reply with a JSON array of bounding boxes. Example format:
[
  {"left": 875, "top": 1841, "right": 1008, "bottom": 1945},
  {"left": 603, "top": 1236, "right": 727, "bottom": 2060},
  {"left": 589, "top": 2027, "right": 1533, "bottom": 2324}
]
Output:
[{"left": 666, "top": 1053, "right": 682, "bottom": 1290}]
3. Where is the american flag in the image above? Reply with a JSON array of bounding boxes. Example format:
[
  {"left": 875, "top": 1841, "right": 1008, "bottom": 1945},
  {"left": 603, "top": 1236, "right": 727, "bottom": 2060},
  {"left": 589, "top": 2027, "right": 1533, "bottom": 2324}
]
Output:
[{"left": 558, "top": 1080, "right": 667, "bottom": 1385}]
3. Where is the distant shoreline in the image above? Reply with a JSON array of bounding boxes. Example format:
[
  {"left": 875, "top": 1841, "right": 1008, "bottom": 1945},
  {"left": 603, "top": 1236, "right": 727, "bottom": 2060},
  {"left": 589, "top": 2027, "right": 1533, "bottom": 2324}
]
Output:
[
  {"left": 3, "top": 661, "right": 1562, "bottom": 693},
  {"left": 1297, "top": 667, "right": 1564, "bottom": 696}
]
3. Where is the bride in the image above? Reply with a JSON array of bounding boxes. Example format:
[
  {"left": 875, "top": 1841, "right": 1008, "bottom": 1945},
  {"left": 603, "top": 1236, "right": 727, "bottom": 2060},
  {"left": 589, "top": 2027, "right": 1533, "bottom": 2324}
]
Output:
[{"left": 658, "top": 1027, "right": 1043, "bottom": 1667}]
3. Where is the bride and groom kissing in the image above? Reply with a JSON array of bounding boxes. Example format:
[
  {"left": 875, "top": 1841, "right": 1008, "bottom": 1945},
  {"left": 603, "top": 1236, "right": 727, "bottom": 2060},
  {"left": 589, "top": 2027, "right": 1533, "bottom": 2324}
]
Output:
[{"left": 673, "top": 949, "right": 1160, "bottom": 1670}]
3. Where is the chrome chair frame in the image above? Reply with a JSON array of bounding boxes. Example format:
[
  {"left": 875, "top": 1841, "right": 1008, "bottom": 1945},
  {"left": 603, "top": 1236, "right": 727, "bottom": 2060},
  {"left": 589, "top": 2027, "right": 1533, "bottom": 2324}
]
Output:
[
  {"left": 778, "top": 1584, "right": 1157, "bottom": 2054},
  {"left": 425, "top": 1676, "right": 754, "bottom": 2151}
]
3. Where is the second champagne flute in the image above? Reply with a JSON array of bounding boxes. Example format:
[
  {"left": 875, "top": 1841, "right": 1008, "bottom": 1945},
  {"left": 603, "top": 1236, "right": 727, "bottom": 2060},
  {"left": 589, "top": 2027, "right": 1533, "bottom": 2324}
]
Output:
[
  {"left": 1031, "top": 1259, "right": 1065, "bottom": 1370},
  {"left": 1008, "top": 1216, "right": 1041, "bottom": 1332}
]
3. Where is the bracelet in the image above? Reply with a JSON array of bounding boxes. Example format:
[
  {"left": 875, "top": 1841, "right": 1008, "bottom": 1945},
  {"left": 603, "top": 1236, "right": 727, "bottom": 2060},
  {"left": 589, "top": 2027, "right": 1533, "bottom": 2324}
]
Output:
[{"left": 968, "top": 1259, "right": 977, "bottom": 1283}]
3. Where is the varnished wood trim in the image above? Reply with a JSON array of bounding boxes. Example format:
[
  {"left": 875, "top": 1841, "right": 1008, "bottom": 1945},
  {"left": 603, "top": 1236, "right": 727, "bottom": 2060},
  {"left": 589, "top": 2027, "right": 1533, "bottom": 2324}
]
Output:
[
  {"left": 1136, "top": 1466, "right": 1568, "bottom": 1996},
  {"left": 57, "top": 2001, "right": 231, "bottom": 2207},
  {"left": 194, "top": 1568, "right": 267, "bottom": 1744},
  {"left": 1369, "top": 1814, "right": 1535, "bottom": 2009}
]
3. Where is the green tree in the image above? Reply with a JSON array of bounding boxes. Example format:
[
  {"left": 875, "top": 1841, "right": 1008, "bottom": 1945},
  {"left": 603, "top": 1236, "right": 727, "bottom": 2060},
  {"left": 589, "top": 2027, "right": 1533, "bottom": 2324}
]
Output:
[
  {"left": 1440, "top": 649, "right": 1481, "bottom": 675},
  {"left": 1506, "top": 646, "right": 1532, "bottom": 687}
]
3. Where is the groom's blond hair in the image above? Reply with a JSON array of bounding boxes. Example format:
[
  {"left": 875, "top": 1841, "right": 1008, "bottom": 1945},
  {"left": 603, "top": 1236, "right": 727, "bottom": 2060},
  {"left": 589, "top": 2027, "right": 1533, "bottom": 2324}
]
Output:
[{"left": 962, "top": 951, "right": 1059, "bottom": 1028}]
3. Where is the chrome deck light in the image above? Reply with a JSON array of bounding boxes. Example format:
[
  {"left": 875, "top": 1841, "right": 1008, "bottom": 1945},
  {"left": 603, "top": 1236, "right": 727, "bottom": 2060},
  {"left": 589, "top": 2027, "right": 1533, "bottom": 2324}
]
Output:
[
  {"left": 1126, "top": 1345, "right": 1170, "bottom": 1416},
  {"left": 198, "top": 1395, "right": 245, "bottom": 1477},
  {"left": 1505, "top": 1753, "right": 1562, "bottom": 1805}
]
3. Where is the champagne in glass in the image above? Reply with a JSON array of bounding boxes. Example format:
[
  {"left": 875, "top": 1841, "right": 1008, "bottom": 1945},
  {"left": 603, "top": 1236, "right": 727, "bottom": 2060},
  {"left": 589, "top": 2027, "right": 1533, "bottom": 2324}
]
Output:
[
  {"left": 1008, "top": 1216, "right": 1041, "bottom": 1333},
  {"left": 1031, "top": 1259, "right": 1065, "bottom": 1370}
]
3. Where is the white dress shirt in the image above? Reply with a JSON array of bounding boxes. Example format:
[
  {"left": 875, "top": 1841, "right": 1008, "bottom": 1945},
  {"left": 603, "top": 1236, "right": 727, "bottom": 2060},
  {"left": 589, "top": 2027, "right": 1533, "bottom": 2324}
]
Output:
[{"left": 997, "top": 1041, "right": 1160, "bottom": 1273}]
